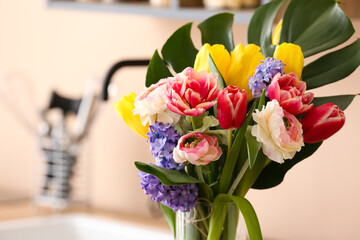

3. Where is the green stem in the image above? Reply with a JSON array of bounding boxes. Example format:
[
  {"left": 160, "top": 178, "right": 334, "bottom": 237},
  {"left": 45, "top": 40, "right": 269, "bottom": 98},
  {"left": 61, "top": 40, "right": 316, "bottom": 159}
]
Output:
[
  {"left": 196, "top": 166, "right": 205, "bottom": 183},
  {"left": 227, "top": 160, "right": 249, "bottom": 195},
  {"left": 191, "top": 116, "right": 197, "bottom": 131},
  {"left": 222, "top": 204, "right": 239, "bottom": 240},
  {"left": 196, "top": 205, "right": 209, "bottom": 232},
  {"left": 235, "top": 157, "right": 270, "bottom": 197},
  {"left": 226, "top": 129, "right": 233, "bottom": 159}
]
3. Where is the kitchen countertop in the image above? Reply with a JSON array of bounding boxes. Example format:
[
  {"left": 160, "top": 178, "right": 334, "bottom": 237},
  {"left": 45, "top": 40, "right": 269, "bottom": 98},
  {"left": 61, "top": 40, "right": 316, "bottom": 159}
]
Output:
[{"left": 0, "top": 199, "right": 169, "bottom": 231}]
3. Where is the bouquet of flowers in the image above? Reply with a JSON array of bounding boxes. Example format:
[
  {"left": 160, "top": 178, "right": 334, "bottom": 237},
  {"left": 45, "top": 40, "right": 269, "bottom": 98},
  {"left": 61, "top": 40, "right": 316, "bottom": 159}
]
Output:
[{"left": 114, "top": 0, "right": 359, "bottom": 239}]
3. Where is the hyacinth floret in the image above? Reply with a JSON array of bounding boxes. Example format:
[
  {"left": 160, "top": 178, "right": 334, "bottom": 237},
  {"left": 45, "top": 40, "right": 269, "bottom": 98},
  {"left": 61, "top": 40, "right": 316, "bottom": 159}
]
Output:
[
  {"left": 139, "top": 171, "right": 198, "bottom": 212},
  {"left": 248, "top": 57, "right": 284, "bottom": 98},
  {"left": 147, "top": 122, "right": 184, "bottom": 171}
]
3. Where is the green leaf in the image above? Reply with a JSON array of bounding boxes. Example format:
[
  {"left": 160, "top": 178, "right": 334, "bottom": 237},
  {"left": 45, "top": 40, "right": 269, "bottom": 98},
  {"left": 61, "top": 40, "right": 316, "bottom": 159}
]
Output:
[
  {"left": 245, "top": 126, "right": 262, "bottom": 169},
  {"left": 198, "top": 13, "right": 235, "bottom": 52},
  {"left": 192, "top": 115, "right": 219, "bottom": 133},
  {"left": 235, "top": 151, "right": 268, "bottom": 197},
  {"left": 312, "top": 94, "right": 357, "bottom": 111},
  {"left": 134, "top": 162, "right": 202, "bottom": 186},
  {"left": 198, "top": 182, "right": 214, "bottom": 201},
  {"left": 218, "top": 99, "right": 259, "bottom": 193},
  {"left": 280, "top": 0, "right": 355, "bottom": 57},
  {"left": 160, "top": 204, "right": 176, "bottom": 238},
  {"left": 252, "top": 142, "right": 322, "bottom": 189},
  {"left": 248, "top": 0, "right": 287, "bottom": 57},
  {"left": 146, "top": 50, "right": 173, "bottom": 87},
  {"left": 207, "top": 195, "right": 233, "bottom": 240},
  {"left": 229, "top": 195, "right": 263, "bottom": 240},
  {"left": 209, "top": 54, "right": 226, "bottom": 89},
  {"left": 303, "top": 39, "right": 360, "bottom": 89},
  {"left": 161, "top": 22, "right": 198, "bottom": 73},
  {"left": 208, "top": 194, "right": 263, "bottom": 240},
  {"left": 258, "top": 89, "right": 266, "bottom": 110}
]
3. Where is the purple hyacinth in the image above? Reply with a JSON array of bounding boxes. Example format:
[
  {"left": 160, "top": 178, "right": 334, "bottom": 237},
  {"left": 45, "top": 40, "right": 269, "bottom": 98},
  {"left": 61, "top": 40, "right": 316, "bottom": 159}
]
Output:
[
  {"left": 147, "top": 122, "right": 184, "bottom": 171},
  {"left": 140, "top": 122, "right": 198, "bottom": 212},
  {"left": 248, "top": 57, "right": 284, "bottom": 98},
  {"left": 139, "top": 171, "right": 198, "bottom": 212}
]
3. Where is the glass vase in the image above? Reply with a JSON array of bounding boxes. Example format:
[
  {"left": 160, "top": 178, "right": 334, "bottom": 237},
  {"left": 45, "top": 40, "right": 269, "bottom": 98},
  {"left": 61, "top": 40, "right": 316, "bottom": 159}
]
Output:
[{"left": 175, "top": 201, "right": 248, "bottom": 240}]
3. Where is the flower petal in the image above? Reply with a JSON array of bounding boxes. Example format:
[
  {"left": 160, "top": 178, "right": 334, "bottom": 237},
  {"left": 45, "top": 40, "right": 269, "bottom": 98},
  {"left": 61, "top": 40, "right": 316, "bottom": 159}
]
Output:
[
  {"left": 272, "top": 19, "right": 282, "bottom": 46},
  {"left": 114, "top": 92, "right": 149, "bottom": 138},
  {"left": 194, "top": 44, "right": 231, "bottom": 79},
  {"left": 273, "top": 43, "right": 304, "bottom": 79},
  {"left": 227, "top": 44, "right": 265, "bottom": 101}
]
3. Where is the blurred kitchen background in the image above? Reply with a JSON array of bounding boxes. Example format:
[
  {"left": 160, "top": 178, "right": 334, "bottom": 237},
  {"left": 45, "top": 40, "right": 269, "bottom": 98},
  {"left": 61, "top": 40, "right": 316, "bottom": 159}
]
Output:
[{"left": 0, "top": 0, "right": 359, "bottom": 239}]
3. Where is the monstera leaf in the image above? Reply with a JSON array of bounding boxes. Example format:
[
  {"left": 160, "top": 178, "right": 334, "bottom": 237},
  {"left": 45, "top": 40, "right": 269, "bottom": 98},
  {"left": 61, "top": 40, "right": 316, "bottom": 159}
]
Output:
[
  {"left": 146, "top": 50, "right": 173, "bottom": 87},
  {"left": 248, "top": 0, "right": 287, "bottom": 57},
  {"left": 280, "top": 0, "right": 354, "bottom": 57},
  {"left": 303, "top": 39, "right": 360, "bottom": 90},
  {"left": 161, "top": 22, "right": 198, "bottom": 73},
  {"left": 198, "top": 12, "right": 235, "bottom": 52}
]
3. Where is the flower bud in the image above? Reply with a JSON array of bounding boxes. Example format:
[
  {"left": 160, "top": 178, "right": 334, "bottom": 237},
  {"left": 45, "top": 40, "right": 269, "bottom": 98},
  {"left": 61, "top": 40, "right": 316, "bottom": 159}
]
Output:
[
  {"left": 300, "top": 103, "right": 345, "bottom": 143},
  {"left": 217, "top": 85, "right": 247, "bottom": 130}
]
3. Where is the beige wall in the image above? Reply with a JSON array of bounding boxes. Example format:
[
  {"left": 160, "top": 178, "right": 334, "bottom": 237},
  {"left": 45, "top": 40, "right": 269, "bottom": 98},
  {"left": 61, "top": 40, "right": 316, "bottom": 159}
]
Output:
[{"left": 0, "top": 0, "right": 359, "bottom": 239}]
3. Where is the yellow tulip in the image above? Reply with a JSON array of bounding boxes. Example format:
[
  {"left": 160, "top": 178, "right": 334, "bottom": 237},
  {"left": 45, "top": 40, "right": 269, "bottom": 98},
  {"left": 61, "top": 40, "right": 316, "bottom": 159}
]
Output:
[
  {"left": 226, "top": 44, "right": 265, "bottom": 101},
  {"left": 194, "top": 43, "right": 231, "bottom": 79},
  {"left": 273, "top": 43, "right": 304, "bottom": 79},
  {"left": 272, "top": 19, "right": 282, "bottom": 46},
  {"left": 114, "top": 92, "right": 148, "bottom": 138}
]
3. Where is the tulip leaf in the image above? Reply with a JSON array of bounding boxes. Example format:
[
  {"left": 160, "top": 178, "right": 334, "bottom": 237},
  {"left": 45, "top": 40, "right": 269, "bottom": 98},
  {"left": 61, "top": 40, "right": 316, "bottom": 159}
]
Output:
[
  {"left": 252, "top": 142, "right": 322, "bottom": 189},
  {"left": 198, "top": 13, "right": 235, "bottom": 52},
  {"left": 258, "top": 89, "right": 266, "bottom": 110},
  {"left": 208, "top": 195, "right": 233, "bottom": 240},
  {"left": 280, "top": 0, "right": 354, "bottom": 57},
  {"left": 146, "top": 50, "right": 173, "bottom": 87},
  {"left": 218, "top": 99, "right": 259, "bottom": 193},
  {"left": 247, "top": 0, "right": 287, "bottom": 57},
  {"left": 303, "top": 39, "right": 360, "bottom": 89},
  {"left": 160, "top": 204, "right": 176, "bottom": 238},
  {"left": 235, "top": 151, "right": 268, "bottom": 197},
  {"left": 209, "top": 53, "right": 226, "bottom": 89},
  {"left": 208, "top": 194, "right": 263, "bottom": 240},
  {"left": 134, "top": 162, "right": 202, "bottom": 186},
  {"left": 161, "top": 22, "right": 198, "bottom": 73},
  {"left": 245, "top": 126, "right": 262, "bottom": 169},
  {"left": 312, "top": 94, "right": 357, "bottom": 111}
]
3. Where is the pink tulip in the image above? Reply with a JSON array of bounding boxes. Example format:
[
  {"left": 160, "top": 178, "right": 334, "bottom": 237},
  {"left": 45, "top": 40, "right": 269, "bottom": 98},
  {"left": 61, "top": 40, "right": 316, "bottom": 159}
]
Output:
[
  {"left": 166, "top": 67, "right": 220, "bottom": 117},
  {"left": 269, "top": 73, "right": 314, "bottom": 115},
  {"left": 217, "top": 85, "right": 247, "bottom": 130},
  {"left": 300, "top": 103, "right": 345, "bottom": 143},
  {"left": 173, "top": 132, "right": 222, "bottom": 166}
]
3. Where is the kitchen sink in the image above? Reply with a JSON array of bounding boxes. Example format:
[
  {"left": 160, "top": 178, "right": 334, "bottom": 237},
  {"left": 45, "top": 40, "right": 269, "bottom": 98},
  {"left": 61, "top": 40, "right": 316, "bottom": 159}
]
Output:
[{"left": 0, "top": 214, "right": 172, "bottom": 240}]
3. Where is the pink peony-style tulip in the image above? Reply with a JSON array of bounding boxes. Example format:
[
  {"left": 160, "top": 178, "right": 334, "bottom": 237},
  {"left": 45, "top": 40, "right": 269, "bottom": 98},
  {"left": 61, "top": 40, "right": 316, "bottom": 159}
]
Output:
[
  {"left": 173, "top": 132, "right": 222, "bottom": 166},
  {"left": 166, "top": 67, "right": 221, "bottom": 117},
  {"left": 269, "top": 73, "right": 314, "bottom": 115},
  {"left": 251, "top": 100, "right": 304, "bottom": 163},
  {"left": 300, "top": 103, "right": 345, "bottom": 143},
  {"left": 217, "top": 85, "right": 247, "bottom": 129}
]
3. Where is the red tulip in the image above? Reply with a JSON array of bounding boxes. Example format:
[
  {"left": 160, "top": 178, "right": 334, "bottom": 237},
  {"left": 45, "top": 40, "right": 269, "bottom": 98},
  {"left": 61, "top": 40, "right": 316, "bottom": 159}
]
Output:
[
  {"left": 217, "top": 85, "right": 247, "bottom": 130},
  {"left": 269, "top": 73, "right": 314, "bottom": 115},
  {"left": 300, "top": 103, "right": 345, "bottom": 143}
]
